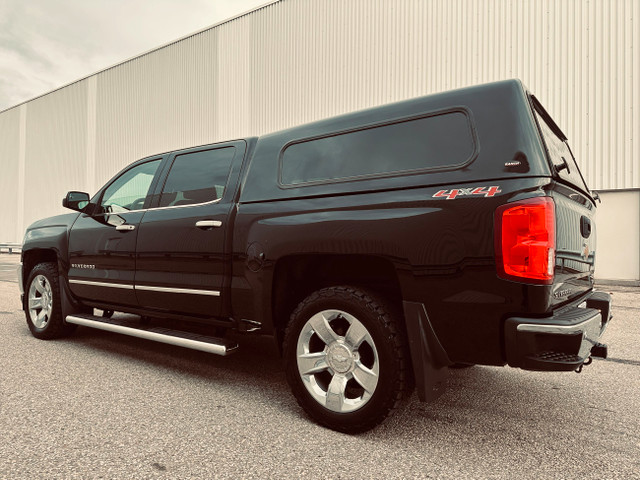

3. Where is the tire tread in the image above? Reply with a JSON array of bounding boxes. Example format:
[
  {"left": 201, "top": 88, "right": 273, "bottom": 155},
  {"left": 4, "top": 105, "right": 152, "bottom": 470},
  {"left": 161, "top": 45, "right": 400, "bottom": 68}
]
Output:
[
  {"left": 25, "top": 262, "right": 76, "bottom": 339},
  {"left": 284, "top": 285, "right": 410, "bottom": 433}
]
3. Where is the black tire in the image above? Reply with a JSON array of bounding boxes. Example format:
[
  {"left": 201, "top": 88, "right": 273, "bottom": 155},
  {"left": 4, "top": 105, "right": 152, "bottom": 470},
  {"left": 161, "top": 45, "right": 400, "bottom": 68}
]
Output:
[
  {"left": 283, "top": 286, "right": 411, "bottom": 433},
  {"left": 24, "top": 262, "right": 77, "bottom": 339},
  {"left": 450, "top": 363, "right": 475, "bottom": 369}
]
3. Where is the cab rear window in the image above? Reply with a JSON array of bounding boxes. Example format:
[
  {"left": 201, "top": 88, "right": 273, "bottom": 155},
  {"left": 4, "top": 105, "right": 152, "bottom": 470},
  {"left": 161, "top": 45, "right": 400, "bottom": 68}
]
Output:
[{"left": 279, "top": 110, "right": 477, "bottom": 186}]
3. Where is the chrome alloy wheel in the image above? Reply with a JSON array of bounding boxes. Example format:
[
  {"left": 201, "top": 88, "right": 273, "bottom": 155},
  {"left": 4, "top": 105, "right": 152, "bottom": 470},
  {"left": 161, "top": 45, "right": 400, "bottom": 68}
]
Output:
[
  {"left": 296, "top": 309, "right": 379, "bottom": 413},
  {"left": 28, "top": 274, "right": 53, "bottom": 329}
]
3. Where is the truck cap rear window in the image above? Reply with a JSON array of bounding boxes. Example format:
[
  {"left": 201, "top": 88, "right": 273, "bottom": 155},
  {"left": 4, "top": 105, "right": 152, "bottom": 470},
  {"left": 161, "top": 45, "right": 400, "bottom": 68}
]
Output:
[
  {"left": 279, "top": 109, "right": 477, "bottom": 186},
  {"left": 531, "top": 96, "right": 590, "bottom": 196}
]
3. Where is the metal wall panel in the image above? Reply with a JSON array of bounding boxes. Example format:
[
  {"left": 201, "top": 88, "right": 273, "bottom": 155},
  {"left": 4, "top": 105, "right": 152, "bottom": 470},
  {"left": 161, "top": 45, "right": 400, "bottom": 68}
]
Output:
[
  {"left": 22, "top": 81, "right": 88, "bottom": 233},
  {"left": 596, "top": 190, "right": 640, "bottom": 281},
  {"left": 93, "top": 28, "right": 220, "bottom": 190},
  {"left": 0, "top": 107, "right": 21, "bottom": 241},
  {"left": 0, "top": 0, "right": 638, "bottom": 254},
  {"left": 217, "top": 16, "right": 251, "bottom": 141}
]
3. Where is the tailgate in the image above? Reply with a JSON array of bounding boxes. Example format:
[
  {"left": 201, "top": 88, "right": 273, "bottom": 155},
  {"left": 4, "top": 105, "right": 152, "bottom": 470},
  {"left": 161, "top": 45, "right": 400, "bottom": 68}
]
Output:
[
  {"left": 551, "top": 185, "right": 596, "bottom": 307},
  {"left": 530, "top": 96, "right": 597, "bottom": 307}
]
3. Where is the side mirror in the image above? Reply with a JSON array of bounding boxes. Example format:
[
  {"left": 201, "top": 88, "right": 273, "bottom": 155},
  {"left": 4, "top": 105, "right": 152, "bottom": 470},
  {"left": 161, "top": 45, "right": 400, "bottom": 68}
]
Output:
[{"left": 63, "top": 191, "right": 90, "bottom": 212}]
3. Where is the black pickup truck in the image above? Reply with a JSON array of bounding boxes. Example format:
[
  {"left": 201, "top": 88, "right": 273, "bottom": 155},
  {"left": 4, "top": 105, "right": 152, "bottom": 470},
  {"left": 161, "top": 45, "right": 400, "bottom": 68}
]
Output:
[{"left": 19, "top": 80, "right": 612, "bottom": 433}]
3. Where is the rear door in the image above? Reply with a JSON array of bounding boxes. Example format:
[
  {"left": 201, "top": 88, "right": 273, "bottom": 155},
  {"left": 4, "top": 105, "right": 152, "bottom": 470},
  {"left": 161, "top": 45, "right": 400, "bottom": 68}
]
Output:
[
  {"left": 531, "top": 98, "right": 596, "bottom": 305},
  {"left": 134, "top": 141, "right": 246, "bottom": 318}
]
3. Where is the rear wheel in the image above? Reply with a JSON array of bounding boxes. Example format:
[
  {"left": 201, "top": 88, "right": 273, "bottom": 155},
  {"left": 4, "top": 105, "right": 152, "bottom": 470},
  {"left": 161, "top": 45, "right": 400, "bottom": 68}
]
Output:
[
  {"left": 284, "top": 286, "right": 410, "bottom": 433},
  {"left": 25, "top": 262, "right": 76, "bottom": 339}
]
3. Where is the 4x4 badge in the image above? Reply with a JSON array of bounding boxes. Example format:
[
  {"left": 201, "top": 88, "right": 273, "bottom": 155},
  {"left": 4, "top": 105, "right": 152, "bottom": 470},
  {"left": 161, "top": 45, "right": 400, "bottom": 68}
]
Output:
[{"left": 433, "top": 186, "right": 501, "bottom": 200}]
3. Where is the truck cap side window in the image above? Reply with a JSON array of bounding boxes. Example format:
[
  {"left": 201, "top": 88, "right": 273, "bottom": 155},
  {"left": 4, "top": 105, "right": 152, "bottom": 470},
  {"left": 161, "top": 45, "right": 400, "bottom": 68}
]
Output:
[
  {"left": 279, "top": 110, "right": 477, "bottom": 186},
  {"left": 159, "top": 147, "right": 236, "bottom": 208},
  {"left": 99, "top": 159, "right": 161, "bottom": 213}
]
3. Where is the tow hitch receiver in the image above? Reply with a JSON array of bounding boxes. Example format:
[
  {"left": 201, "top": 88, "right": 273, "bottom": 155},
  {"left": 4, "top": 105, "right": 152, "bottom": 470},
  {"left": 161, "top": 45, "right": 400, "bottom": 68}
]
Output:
[
  {"left": 575, "top": 357, "right": 592, "bottom": 373},
  {"left": 575, "top": 343, "right": 608, "bottom": 373},
  {"left": 591, "top": 342, "right": 608, "bottom": 359}
]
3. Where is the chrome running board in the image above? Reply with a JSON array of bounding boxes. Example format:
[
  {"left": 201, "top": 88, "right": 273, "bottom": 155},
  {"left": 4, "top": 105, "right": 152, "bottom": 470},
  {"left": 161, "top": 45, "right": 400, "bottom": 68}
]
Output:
[{"left": 65, "top": 314, "right": 238, "bottom": 356}]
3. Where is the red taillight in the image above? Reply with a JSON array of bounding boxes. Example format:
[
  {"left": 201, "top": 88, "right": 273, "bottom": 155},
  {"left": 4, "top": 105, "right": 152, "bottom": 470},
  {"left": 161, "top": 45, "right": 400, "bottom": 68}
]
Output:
[{"left": 495, "top": 197, "right": 555, "bottom": 284}]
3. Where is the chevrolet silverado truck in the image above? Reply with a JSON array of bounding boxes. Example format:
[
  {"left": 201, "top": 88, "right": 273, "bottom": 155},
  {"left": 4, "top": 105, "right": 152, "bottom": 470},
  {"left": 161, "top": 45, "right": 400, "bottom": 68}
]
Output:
[{"left": 19, "top": 80, "right": 612, "bottom": 433}]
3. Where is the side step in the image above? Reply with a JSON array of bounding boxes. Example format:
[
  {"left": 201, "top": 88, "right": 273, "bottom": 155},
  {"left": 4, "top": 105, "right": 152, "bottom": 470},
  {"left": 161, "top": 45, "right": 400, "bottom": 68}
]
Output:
[
  {"left": 524, "top": 351, "right": 582, "bottom": 371},
  {"left": 65, "top": 314, "right": 239, "bottom": 356}
]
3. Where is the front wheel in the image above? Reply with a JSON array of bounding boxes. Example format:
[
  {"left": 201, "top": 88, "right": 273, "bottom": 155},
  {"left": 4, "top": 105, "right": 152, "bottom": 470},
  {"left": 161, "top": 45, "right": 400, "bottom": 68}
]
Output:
[
  {"left": 283, "top": 286, "right": 411, "bottom": 433},
  {"left": 24, "top": 262, "right": 76, "bottom": 339}
]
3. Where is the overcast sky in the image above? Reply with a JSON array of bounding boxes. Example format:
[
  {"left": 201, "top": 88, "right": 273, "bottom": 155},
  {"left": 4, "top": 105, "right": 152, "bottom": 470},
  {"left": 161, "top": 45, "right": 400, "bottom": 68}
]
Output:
[{"left": 0, "top": 0, "right": 269, "bottom": 111}]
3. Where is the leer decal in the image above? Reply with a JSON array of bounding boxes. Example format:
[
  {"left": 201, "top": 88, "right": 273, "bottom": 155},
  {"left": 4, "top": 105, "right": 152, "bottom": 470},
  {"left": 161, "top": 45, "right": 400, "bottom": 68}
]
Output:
[{"left": 433, "top": 186, "right": 501, "bottom": 200}]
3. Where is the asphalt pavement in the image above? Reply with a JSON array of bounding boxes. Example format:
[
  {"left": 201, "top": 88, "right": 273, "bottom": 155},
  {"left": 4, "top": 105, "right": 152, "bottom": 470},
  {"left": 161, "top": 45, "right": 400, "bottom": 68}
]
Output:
[{"left": 1, "top": 253, "right": 639, "bottom": 479}]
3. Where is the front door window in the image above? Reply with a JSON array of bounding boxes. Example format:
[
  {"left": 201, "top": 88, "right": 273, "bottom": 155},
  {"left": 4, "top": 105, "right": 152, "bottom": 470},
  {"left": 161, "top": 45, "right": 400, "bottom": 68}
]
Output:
[{"left": 100, "top": 159, "right": 161, "bottom": 213}]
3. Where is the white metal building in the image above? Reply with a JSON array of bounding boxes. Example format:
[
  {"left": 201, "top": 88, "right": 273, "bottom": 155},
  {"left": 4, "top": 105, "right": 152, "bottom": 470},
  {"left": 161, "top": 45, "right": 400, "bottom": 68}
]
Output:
[{"left": 0, "top": 0, "right": 638, "bottom": 283}]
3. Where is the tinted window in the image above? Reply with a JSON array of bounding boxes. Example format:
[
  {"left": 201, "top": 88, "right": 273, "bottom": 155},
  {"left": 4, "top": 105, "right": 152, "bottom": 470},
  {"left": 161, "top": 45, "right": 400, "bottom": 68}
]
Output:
[
  {"left": 100, "top": 159, "right": 161, "bottom": 213},
  {"left": 280, "top": 111, "right": 475, "bottom": 185},
  {"left": 159, "top": 147, "right": 235, "bottom": 207},
  {"left": 534, "top": 108, "right": 589, "bottom": 193}
]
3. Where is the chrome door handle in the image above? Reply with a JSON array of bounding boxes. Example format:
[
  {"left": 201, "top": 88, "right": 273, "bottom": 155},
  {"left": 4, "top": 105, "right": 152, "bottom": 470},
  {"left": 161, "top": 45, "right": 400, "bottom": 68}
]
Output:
[
  {"left": 196, "top": 220, "right": 222, "bottom": 229},
  {"left": 115, "top": 224, "right": 136, "bottom": 231}
]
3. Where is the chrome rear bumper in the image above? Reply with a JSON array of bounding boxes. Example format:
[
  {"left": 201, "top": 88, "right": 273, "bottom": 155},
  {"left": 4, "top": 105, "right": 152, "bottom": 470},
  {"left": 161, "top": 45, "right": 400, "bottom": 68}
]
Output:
[{"left": 504, "top": 290, "right": 612, "bottom": 371}]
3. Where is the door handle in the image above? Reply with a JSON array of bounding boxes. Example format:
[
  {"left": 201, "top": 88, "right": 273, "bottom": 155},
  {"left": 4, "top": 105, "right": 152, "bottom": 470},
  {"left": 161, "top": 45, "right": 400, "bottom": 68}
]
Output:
[
  {"left": 115, "top": 224, "right": 136, "bottom": 231},
  {"left": 196, "top": 220, "right": 222, "bottom": 229}
]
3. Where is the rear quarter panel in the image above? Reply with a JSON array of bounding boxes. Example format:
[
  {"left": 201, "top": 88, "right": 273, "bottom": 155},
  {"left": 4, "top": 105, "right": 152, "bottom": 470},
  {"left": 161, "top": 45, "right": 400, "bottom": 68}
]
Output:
[{"left": 233, "top": 177, "right": 557, "bottom": 365}]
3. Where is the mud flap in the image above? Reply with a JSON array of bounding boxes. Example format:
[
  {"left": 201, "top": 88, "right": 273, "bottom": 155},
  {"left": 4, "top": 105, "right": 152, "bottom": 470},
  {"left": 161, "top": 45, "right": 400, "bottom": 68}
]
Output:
[
  {"left": 59, "top": 274, "right": 91, "bottom": 320},
  {"left": 403, "top": 301, "right": 451, "bottom": 402}
]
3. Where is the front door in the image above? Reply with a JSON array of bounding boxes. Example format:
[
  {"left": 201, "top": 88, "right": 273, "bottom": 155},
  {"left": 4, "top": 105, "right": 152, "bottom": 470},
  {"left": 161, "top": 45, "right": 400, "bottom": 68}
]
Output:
[
  {"left": 134, "top": 142, "right": 245, "bottom": 318},
  {"left": 67, "top": 158, "right": 163, "bottom": 307}
]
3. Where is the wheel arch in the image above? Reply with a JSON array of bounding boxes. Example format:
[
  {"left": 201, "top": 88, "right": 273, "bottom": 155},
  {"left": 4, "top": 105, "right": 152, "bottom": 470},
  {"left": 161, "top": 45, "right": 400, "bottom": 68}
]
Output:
[
  {"left": 22, "top": 247, "right": 88, "bottom": 317},
  {"left": 271, "top": 253, "right": 404, "bottom": 353},
  {"left": 21, "top": 248, "right": 59, "bottom": 296}
]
